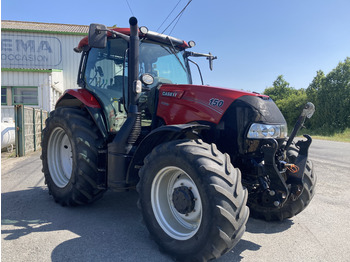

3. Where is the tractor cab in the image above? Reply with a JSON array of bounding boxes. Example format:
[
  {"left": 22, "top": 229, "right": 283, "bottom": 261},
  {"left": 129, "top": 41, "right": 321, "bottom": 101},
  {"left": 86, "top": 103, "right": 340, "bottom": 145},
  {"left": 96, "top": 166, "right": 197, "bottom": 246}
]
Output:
[{"left": 75, "top": 25, "right": 201, "bottom": 133}]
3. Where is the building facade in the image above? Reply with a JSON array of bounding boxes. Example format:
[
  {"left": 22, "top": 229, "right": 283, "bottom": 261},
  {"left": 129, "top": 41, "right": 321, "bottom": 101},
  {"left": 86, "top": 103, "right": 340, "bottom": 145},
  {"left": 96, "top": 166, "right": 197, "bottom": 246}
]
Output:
[{"left": 1, "top": 20, "right": 89, "bottom": 120}]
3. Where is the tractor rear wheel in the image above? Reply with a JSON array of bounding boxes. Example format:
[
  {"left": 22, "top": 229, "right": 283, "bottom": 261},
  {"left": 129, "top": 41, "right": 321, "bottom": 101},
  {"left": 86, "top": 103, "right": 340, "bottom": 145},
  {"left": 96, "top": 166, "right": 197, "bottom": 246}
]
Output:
[
  {"left": 41, "top": 107, "right": 106, "bottom": 206},
  {"left": 248, "top": 144, "right": 317, "bottom": 221},
  {"left": 137, "top": 139, "right": 249, "bottom": 261}
]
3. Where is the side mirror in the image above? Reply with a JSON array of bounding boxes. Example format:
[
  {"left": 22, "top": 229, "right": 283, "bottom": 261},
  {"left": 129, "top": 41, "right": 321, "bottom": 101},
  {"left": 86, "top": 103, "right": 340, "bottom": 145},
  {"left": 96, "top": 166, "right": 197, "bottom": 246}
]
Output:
[
  {"left": 209, "top": 57, "right": 213, "bottom": 71},
  {"left": 88, "top": 24, "right": 107, "bottom": 49},
  {"left": 207, "top": 53, "right": 217, "bottom": 71}
]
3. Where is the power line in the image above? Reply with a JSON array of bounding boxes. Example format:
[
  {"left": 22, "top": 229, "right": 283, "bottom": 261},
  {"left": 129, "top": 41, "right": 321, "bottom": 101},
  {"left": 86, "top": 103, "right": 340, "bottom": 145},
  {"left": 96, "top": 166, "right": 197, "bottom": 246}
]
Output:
[
  {"left": 125, "top": 0, "right": 135, "bottom": 16},
  {"left": 157, "top": 0, "right": 182, "bottom": 32},
  {"left": 169, "top": 9, "right": 185, "bottom": 35},
  {"left": 161, "top": 0, "right": 192, "bottom": 34}
]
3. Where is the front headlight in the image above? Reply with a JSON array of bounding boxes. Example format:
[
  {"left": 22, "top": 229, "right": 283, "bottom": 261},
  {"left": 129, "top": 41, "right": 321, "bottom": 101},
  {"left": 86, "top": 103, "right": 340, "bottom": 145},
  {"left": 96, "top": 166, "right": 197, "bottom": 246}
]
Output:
[{"left": 247, "top": 123, "right": 288, "bottom": 139}]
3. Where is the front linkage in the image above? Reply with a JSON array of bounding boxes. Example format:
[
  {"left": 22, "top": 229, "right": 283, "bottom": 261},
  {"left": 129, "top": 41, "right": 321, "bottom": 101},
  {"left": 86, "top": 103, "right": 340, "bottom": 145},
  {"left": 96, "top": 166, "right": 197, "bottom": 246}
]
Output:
[
  {"left": 248, "top": 102, "right": 316, "bottom": 218},
  {"left": 260, "top": 134, "right": 312, "bottom": 208}
]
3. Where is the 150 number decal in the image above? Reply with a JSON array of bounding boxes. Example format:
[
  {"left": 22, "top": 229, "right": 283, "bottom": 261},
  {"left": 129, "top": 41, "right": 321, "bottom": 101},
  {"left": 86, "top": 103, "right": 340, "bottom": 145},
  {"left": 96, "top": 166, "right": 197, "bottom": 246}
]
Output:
[{"left": 209, "top": 98, "right": 224, "bottom": 107}]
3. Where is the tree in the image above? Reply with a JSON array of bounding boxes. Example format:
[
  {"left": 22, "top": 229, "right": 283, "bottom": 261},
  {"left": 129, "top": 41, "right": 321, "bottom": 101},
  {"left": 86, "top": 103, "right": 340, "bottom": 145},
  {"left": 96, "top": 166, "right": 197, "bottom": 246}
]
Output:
[
  {"left": 315, "top": 57, "right": 350, "bottom": 133},
  {"left": 264, "top": 75, "right": 294, "bottom": 101},
  {"left": 305, "top": 70, "right": 325, "bottom": 130},
  {"left": 265, "top": 58, "right": 350, "bottom": 135},
  {"left": 306, "top": 70, "right": 325, "bottom": 103},
  {"left": 264, "top": 75, "right": 304, "bottom": 129}
]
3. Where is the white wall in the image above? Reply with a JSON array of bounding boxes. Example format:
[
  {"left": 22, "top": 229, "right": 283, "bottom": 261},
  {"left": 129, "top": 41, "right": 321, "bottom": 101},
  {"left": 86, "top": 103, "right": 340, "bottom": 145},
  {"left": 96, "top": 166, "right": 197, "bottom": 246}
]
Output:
[
  {"left": 1, "top": 106, "right": 15, "bottom": 122},
  {"left": 1, "top": 31, "right": 85, "bottom": 90},
  {"left": 57, "top": 33, "right": 86, "bottom": 90},
  {"left": 1, "top": 30, "right": 86, "bottom": 117},
  {"left": 2, "top": 70, "right": 49, "bottom": 110},
  {"left": 1, "top": 70, "right": 64, "bottom": 112}
]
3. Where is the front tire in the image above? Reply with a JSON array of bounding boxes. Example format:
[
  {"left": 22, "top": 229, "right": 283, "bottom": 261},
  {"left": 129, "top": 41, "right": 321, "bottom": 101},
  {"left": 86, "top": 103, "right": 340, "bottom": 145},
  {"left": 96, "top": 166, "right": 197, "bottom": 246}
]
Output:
[
  {"left": 248, "top": 144, "right": 317, "bottom": 221},
  {"left": 41, "top": 107, "right": 106, "bottom": 206},
  {"left": 137, "top": 139, "right": 249, "bottom": 261}
]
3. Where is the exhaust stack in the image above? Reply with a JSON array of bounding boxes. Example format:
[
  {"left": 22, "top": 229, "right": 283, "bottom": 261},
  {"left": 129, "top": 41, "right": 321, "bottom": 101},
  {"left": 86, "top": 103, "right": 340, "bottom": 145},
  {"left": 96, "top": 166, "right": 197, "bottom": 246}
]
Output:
[{"left": 107, "top": 17, "right": 141, "bottom": 191}]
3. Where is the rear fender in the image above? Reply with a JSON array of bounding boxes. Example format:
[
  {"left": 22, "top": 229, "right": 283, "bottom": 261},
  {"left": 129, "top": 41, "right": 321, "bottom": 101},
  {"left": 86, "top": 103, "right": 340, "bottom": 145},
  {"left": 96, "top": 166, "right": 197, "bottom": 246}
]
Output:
[
  {"left": 126, "top": 123, "right": 209, "bottom": 184},
  {"left": 56, "top": 89, "right": 101, "bottom": 108},
  {"left": 56, "top": 89, "right": 108, "bottom": 139}
]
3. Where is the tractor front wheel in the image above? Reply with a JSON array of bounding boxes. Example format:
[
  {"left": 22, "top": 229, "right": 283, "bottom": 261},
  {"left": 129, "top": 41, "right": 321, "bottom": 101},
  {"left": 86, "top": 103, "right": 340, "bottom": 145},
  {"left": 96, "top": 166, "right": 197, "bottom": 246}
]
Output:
[{"left": 137, "top": 139, "right": 249, "bottom": 261}]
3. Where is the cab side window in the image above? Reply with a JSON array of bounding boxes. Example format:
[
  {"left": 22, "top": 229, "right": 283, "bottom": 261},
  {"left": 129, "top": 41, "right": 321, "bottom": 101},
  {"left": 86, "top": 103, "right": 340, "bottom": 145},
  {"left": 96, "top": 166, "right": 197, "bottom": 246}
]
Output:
[{"left": 84, "top": 38, "right": 128, "bottom": 132}]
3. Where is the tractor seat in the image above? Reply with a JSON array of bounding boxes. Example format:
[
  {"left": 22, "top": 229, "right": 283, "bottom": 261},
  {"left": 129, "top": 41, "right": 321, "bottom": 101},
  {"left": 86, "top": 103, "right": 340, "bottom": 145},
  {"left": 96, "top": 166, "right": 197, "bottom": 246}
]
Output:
[{"left": 107, "top": 76, "right": 127, "bottom": 91}]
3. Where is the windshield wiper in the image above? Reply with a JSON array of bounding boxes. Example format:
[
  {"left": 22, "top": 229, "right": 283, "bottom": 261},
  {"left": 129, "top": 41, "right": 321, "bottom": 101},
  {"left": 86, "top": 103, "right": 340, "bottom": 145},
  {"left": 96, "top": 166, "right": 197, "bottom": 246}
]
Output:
[{"left": 167, "top": 37, "right": 187, "bottom": 72}]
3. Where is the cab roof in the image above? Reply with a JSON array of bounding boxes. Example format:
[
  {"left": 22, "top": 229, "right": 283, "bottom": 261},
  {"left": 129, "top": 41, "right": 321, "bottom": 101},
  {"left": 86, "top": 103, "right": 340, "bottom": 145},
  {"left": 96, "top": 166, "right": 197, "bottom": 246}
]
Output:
[{"left": 76, "top": 27, "right": 189, "bottom": 52}]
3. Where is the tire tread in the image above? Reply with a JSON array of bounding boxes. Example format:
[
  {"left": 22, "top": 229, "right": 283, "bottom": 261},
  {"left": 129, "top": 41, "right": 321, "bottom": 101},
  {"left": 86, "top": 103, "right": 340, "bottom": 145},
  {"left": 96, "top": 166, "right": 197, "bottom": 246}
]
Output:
[{"left": 41, "top": 107, "right": 106, "bottom": 206}]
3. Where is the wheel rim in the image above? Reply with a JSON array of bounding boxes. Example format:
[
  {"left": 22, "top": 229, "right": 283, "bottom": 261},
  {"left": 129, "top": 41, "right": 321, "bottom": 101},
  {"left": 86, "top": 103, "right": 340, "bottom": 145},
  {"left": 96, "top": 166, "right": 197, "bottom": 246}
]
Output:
[
  {"left": 47, "top": 127, "right": 73, "bottom": 188},
  {"left": 151, "top": 166, "right": 202, "bottom": 240}
]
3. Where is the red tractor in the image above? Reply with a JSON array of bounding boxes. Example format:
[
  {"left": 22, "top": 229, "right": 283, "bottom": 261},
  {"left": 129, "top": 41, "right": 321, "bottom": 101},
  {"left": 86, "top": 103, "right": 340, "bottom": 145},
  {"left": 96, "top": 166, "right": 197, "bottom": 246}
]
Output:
[{"left": 41, "top": 17, "right": 316, "bottom": 261}]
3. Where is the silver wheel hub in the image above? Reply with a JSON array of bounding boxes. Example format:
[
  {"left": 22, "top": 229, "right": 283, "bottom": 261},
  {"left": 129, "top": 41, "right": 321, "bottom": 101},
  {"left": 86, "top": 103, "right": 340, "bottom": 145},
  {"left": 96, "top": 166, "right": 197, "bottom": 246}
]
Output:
[
  {"left": 151, "top": 166, "right": 202, "bottom": 240},
  {"left": 47, "top": 127, "right": 73, "bottom": 188}
]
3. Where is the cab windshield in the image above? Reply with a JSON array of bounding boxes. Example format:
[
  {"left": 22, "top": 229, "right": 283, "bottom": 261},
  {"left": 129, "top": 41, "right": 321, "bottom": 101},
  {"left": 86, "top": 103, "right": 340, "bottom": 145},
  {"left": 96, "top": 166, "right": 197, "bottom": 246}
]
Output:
[{"left": 139, "top": 41, "right": 191, "bottom": 85}]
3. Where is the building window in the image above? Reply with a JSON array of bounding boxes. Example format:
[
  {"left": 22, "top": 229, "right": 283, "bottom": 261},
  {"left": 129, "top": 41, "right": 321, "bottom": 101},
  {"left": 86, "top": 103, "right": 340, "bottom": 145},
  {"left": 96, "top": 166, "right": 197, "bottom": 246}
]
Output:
[
  {"left": 1, "top": 87, "right": 7, "bottom": 105},
  {"left": 12, "top": 86, "right": 38, "bottom": 105}
]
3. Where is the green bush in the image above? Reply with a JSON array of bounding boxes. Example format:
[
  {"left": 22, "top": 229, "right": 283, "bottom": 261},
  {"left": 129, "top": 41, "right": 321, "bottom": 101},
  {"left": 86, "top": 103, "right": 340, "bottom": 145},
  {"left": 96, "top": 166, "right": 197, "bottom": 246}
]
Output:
[{"left": 264, "top": 58, "right": 350, "bottom": 136}]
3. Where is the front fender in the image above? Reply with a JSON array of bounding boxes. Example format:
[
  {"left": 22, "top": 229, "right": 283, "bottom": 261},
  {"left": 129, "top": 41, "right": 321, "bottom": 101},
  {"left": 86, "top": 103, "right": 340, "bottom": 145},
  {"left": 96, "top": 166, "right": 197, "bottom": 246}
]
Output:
[{"left": 126, "top": 123, "right": 209, "bottom": 184}]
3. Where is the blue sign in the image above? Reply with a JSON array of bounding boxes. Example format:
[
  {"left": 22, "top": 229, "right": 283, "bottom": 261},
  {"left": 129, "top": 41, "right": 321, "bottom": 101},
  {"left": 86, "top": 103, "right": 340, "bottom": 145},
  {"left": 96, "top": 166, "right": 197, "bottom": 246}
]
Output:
[{"left": 1, "top": 34, "right": 62, "bottom": 69}]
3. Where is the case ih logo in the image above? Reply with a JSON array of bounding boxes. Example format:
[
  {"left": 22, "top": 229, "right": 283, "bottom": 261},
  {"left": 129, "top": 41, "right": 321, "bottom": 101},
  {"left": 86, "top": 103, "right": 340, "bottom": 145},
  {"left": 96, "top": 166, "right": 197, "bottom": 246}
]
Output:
[
  {"left": 162, "top": 91, "right": 178, "bottom": 97},
  {"left": 1, "top": 34, "right": 62, "bottom": 69}
]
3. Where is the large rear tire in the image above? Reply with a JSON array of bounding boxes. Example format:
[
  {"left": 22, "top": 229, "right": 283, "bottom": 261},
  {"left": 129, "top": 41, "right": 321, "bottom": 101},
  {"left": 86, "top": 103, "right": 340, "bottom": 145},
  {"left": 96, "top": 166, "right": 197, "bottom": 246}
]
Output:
[
  {"left": 248, "top": 144, "right": 317, "bottom": 221},
  {"left": 41, "top": 107, "right": 106, "bottom": 206},
  {"left": 137, "top": 139, "right": 249, "bottom": 262}
]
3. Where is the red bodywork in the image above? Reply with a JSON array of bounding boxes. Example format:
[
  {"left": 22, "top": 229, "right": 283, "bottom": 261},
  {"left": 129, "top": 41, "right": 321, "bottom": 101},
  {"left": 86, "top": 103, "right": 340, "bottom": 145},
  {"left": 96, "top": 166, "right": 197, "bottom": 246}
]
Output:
[
  {"left": 57, "top": 85, "right": 268, "bottom": 128},
  {"left": 157, "top": 84, "right": 268, "bottom": 125},
  {"left": 57, "top": 89, "right": 101, "bottom": 108}
]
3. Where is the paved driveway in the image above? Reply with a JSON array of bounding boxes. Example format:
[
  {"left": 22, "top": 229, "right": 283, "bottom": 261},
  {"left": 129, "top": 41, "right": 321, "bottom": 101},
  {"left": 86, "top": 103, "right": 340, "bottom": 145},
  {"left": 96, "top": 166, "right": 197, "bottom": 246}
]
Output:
[{"left": 2, "top": 139, "right": 350, "bottom": 261}]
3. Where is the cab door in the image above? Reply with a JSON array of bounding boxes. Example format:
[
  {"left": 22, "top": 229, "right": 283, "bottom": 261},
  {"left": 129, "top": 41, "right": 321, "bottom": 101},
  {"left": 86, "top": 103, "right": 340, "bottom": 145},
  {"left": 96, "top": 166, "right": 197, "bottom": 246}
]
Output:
[{"left": 84, "top": 38, "right": 128, "bottom": 133}]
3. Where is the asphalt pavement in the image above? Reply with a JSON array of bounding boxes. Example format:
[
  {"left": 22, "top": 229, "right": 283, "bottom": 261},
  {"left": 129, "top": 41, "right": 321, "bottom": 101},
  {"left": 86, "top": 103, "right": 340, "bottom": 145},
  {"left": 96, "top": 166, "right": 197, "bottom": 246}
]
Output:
[{"left": 1, "top": 139, "right": 350, "bottom": 262}]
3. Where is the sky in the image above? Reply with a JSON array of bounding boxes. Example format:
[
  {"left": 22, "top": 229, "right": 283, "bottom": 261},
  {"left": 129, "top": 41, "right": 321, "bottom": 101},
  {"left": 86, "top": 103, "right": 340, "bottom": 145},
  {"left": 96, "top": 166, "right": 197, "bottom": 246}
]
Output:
[{"left": 2, "top": 0, "right": 350, "bottom": 93}]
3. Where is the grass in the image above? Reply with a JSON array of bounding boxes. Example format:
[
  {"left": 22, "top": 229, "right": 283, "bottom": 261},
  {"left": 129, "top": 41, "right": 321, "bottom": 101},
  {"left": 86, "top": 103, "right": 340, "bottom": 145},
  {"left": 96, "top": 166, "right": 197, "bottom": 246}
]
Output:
[{"left": 308, "top": 128, "right": 350, "bottom": 143}]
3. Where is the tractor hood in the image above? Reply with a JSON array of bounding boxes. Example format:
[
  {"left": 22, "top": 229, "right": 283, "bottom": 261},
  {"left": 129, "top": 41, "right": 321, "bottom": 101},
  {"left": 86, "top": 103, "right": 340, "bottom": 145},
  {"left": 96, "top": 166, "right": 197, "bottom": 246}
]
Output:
[{"left": 156, "top": 84, "right": 270, "bottom": 125}]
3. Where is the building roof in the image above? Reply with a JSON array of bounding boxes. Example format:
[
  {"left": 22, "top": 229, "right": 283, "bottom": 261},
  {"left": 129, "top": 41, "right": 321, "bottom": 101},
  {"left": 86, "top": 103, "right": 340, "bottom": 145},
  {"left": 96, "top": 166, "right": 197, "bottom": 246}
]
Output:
[{"left": 1, "top": 20, "right": 89, "bottom": 35}]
